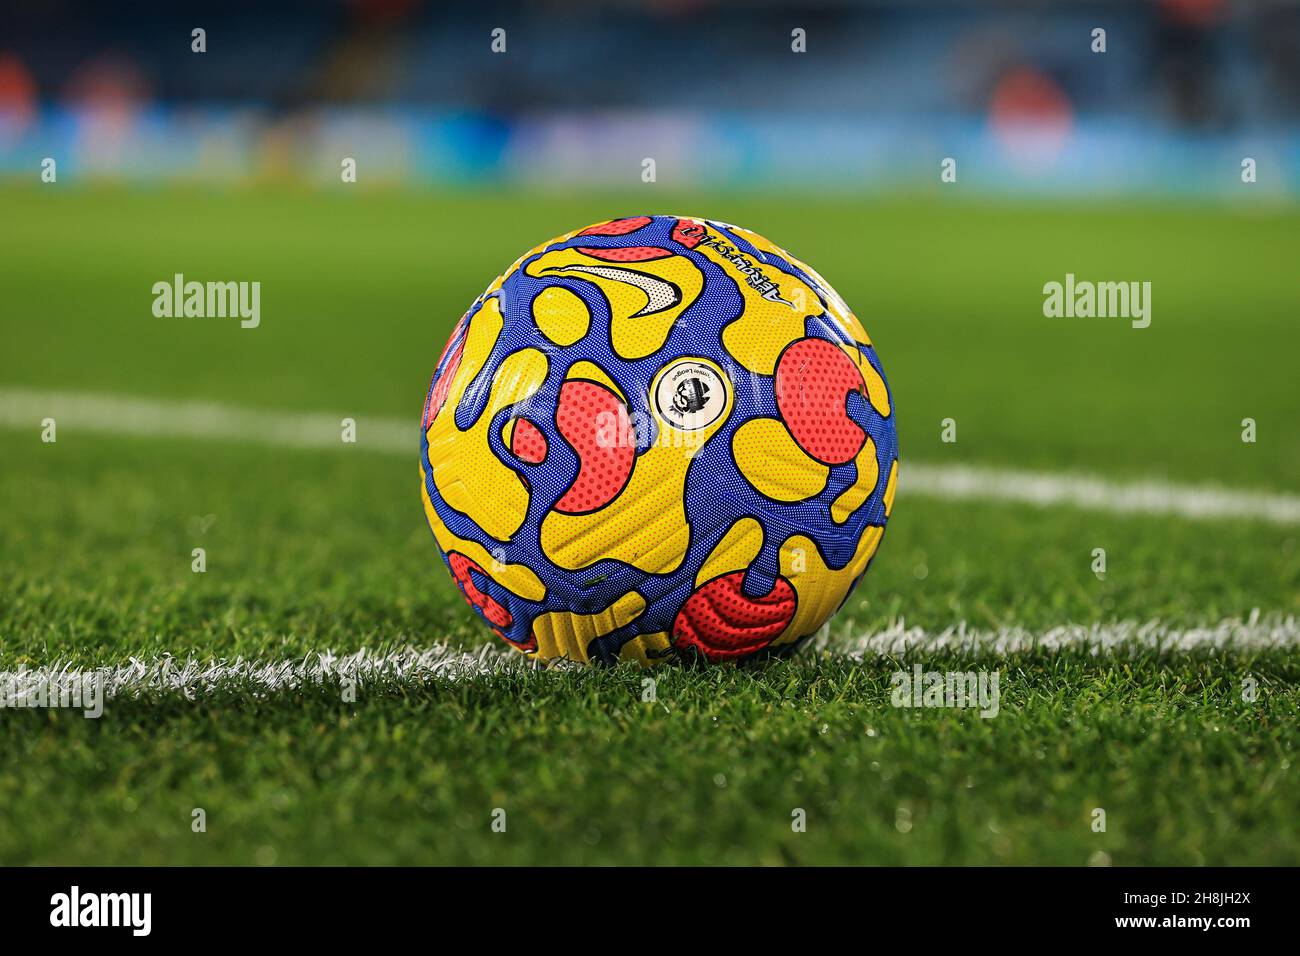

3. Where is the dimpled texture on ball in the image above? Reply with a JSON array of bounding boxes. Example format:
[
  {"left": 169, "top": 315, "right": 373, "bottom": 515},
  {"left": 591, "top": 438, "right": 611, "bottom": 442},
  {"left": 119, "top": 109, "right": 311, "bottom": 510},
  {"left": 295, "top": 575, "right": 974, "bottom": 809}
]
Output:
[{"left": 420, "top": 215, "right": 898, "bottom": 665}]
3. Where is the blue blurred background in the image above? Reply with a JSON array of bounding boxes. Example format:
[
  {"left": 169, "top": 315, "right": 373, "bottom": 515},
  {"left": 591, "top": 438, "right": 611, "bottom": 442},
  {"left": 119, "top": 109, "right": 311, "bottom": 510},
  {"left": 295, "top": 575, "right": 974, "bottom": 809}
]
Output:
[{"left": 0, "top": 0, "right": 1297, "bottom": 196}]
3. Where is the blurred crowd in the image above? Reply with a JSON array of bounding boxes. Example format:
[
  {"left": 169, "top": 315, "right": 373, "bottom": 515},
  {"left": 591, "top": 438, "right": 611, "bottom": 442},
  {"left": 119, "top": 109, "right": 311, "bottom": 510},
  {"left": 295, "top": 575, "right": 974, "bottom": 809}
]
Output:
[{"left": 1, "top": 0, "right": 1296, "bottom": 194}]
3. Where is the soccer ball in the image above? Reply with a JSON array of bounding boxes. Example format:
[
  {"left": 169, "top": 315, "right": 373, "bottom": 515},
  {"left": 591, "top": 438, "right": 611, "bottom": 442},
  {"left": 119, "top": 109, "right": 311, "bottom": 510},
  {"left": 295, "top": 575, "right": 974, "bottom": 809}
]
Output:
[{"left": 420, "top": 216, "right": 897, "bottom": 665}]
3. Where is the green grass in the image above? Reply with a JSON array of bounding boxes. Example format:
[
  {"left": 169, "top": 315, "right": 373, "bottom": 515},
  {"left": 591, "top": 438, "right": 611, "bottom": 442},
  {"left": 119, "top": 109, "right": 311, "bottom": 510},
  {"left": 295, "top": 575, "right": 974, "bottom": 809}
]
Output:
[
  {"left": 1, "top": 435, "right": 1297, "bottom": 671},
  {"left": 3, "top": 185, "right": 1298, "bottom": 487},
  {"left": 2, "top": 650, "right": 1296, "bottom": 866},
  {"left": 1, "top": 184, "right": 1297, "bottom": 864}
]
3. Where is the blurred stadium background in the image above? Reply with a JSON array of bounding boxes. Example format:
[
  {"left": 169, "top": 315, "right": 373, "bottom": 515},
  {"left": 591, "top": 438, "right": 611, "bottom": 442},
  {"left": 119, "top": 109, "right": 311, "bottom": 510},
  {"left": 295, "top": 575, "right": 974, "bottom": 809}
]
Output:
[{"left": 1, "top": 0, "right": 1297, "bottom": 198}]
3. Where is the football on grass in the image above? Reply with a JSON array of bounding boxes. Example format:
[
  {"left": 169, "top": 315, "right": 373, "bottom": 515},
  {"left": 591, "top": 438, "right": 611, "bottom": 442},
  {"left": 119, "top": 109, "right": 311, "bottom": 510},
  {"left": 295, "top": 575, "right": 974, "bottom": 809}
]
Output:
[{"left": 420, "top": 216, "right": 897, "bottom": 665}]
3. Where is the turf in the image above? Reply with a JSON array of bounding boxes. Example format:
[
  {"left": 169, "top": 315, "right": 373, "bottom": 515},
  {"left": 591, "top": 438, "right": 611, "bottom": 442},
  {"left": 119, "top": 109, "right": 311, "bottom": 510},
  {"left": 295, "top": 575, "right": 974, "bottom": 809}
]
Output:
[
  {"left": 2, "top": 649, "right": 1296, "bottom": 866},
  {"left": 1, "top": 435, "right": 1297, "bottom": 671},
  {"left": 3, "top": 185, "right": 1298, "bottom": 488},
  {"left": 1, "top": 185, "right": 1297, "bottom": 865}
]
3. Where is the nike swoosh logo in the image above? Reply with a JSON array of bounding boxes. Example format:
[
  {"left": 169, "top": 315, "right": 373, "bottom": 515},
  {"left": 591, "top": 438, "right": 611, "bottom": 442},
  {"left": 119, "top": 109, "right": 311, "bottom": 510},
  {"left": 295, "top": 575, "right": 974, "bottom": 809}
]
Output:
[{"left": 541, "top": 265, "right": 682, "bottom": 317}]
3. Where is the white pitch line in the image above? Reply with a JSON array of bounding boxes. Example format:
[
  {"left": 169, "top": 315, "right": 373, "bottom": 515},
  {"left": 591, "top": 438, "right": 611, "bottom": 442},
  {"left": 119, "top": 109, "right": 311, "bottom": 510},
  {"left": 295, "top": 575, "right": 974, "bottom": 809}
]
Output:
[
  {"left": 0, "top": 644, "right": 519, "bottom": 708},
  {"left": 1, "top": 386, "right": 1298, "bottom": 524},
  {"left": 902, "top": 462, "right": 1300, "bottom": 526},
  {"left": 819, "top": 610, "right": 1300, "bottom": 657},
  {"left": 0, "top": 614, "right": 1295, "bottom": 705},
  {"left": 0, "top": 387, "right": 414, "bottom": 454}
]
